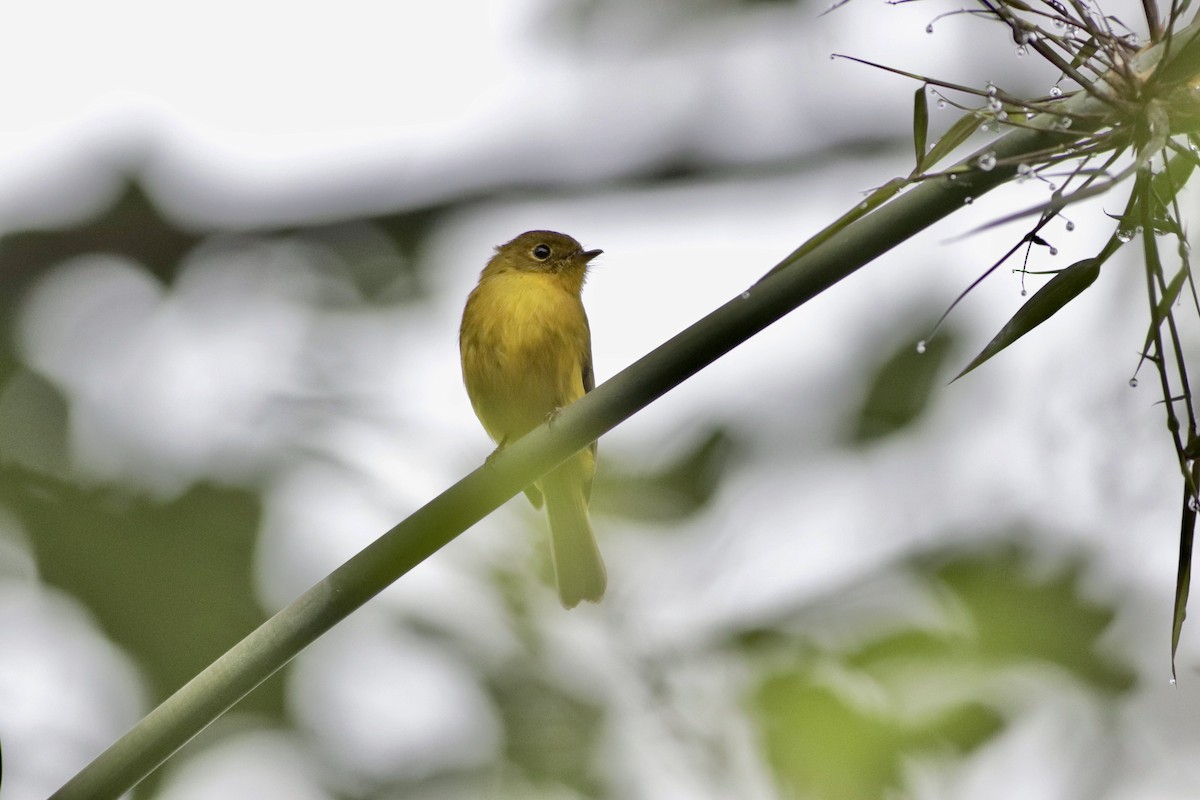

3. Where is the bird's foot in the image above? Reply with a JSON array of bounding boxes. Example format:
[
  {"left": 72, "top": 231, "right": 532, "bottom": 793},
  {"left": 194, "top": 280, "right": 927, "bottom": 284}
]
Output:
[{"left": 484, "top": 439, "right": 508, "bottom": 468}]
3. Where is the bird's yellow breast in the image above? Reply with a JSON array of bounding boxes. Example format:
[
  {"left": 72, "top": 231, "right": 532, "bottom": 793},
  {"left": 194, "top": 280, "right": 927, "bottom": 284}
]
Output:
[{"left": 460, "top": 270, "right": 591, "bottom": 445}]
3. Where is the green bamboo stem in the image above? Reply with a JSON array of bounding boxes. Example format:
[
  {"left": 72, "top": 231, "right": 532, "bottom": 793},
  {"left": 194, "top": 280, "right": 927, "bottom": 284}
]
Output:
[{"left": 51, "top": 30, "right": 1180, "bottom": 800}]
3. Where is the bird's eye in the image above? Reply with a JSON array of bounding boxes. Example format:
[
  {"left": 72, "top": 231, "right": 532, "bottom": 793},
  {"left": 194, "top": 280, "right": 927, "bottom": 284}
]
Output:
[{"left": 532, "top": 244, "right": 552, "bottom": 260}]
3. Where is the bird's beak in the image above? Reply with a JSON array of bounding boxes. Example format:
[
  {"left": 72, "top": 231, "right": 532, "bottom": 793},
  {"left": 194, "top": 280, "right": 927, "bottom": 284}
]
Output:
[{"left": 581, "top": 248, "right": 603, "bottom": 262}]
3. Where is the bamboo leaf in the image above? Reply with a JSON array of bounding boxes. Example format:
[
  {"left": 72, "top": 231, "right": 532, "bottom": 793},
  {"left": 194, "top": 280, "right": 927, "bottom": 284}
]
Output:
[
  {"left": 1069, "top": 38, "right": 1099, "bottom": 72},
  {"left": 1151, "top": 141, "right": 1198, "bottom": 200},
  {"left": 1140, "top": 266, "right": 1189, "bottom": 362},
  {"left": 954, "top": 257, "right": 1102, "bottom": 380},
  {"left": 920, "top": 113, "right": 984, "bottom": 172},
  {"left": 914, "top": 86, "right": 929, "bottom": 169},
  {"left": 764, "top": 177, "right": 908, "bottom": 276},
  {"left": 1172, "top": 479, "right": 1197, "bottom": 678}
]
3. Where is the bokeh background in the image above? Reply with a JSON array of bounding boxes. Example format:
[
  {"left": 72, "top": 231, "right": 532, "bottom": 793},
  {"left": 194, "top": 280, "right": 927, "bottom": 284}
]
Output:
[{"left": 0, "top": 1, "right": 1196, "bottom": 798}]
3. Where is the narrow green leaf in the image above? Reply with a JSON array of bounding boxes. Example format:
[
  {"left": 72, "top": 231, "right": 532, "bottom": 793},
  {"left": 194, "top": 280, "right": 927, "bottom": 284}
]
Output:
[
  {"left": 913, "top": 86, "right": 929, "bottom": 170},
  {"left": 954, "top": 257, "right": 1102, "bottom": 380},
  {"left": 764, "top": 177, "right": 908, "bottom": 277},
  {"left": 1153, "top": 22, "right": 1200, "bottom": 88},
  {"left": 1139, "top": 266, "right": 1189, "bottom": 362},
  {"left": 1151, "top": 143, "right": 1198, "bottom": 202},
  {"left": 920, "top": 113, "right": 984, "bottom": 173},
  {"left": 1172, "top": 479, "right": 1196, "bottom": 678},
  {"left": 1069, "top": 38, "right": 1099, "bottom": 72}
]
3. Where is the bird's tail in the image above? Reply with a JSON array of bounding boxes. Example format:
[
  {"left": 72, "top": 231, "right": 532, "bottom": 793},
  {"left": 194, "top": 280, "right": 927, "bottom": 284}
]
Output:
[{"left": 541, "top": 457, "right": 606, "bottom": 608}]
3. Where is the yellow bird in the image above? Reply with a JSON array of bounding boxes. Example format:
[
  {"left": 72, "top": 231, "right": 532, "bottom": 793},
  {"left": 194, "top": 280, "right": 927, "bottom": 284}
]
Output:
[{"left": 459, "top": 230, "right": 606, "bottom": 608}]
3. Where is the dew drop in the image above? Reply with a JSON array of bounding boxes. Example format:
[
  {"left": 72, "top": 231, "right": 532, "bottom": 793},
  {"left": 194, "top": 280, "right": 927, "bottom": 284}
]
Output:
[
  {"left": 948, "top": 173, "right": 957, "bottom": 181},
  {"left": 1170, "top": 676, "right": 1178, "bottom": 686},
  {"left": 1116, "top": 228, "right": 1134, "bottom": 243},
  {"left": 1020, "top": 288, "right": 1028, "bottom": 296},
  {"left": 1189, "top": 495, "right": 1199, "bottom": 512},
  {"left": 1050, "top": 86, "right": 1063, "bottom": 98},
  {"left": 937, "top": 98, "right": 947, "bottom": 109},
  {"left": 1017, "top": 163, "right": 1032, "bottom": 181},
  {"left": 964, "top": 196, "right": 974, "bottom": 205},
  {"left": 988, "top": 96, "right": 1003, "bottom": 113},
  {"left": 916, "top": 340, "right": 927, "bottom": 354},
  {"left": 741, "top": 291, "right": 751, "bottom": 300},
  {"left": 986, "top": 82, "right": 998, "bottom": 97},
  {"left": 1049, "top": 246, "right": 1058, "bottom": 256},
  {"left": 1065, "top": 220, "right": 1076, "bottom": 232},
  {"left": 1129, "top": 377, "right": 1139, "bottom": 388},
  {"left": 978, "top": 152, "right": 997, "bottom": 171},
  {"left": 1058, "top": 117, "right": 1073, "bottom": 130},
  {"left": 1016, "top": 44, "right": 1028, "bottom": 57},
  {"left": 926, "top": 23, "right": 934, "bottom": 33},
  {"left": 980, "top": 122, "right": 990, "bottom": 132}
]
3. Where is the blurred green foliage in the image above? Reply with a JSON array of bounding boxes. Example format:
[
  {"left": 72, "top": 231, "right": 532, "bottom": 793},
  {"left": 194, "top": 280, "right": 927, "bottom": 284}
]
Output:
[
  {"left": 754, "top": 676, "right": 1002, "bottom": 800},
  {"left": 848, "top": 320, "right": 955, "bottom": 444},
  {"left": 2, "top": 468, "right": 275, "bottom": 713},
  {"left": 492, "top": 670, "right": 606, "bottom": 797},
  {"left": 747, "top": 542, "right": 1134, "bottom": 799},
  {"left": 595, "top": 427, "right": 735, "bottom": 522}
]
